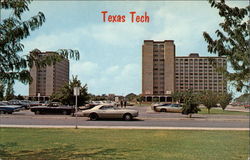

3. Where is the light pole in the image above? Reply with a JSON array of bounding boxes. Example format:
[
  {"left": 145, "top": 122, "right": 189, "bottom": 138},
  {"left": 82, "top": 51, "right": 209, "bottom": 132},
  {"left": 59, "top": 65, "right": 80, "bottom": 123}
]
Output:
[{"left": 74, "top": 87, "right": 80, "bottom": 129}]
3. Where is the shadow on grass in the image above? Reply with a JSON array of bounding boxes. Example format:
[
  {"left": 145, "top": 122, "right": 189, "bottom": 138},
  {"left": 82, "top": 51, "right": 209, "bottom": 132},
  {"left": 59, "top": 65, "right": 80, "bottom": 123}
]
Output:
[{"left": 0, "top": 142, "right": 138, "bottom": 160}]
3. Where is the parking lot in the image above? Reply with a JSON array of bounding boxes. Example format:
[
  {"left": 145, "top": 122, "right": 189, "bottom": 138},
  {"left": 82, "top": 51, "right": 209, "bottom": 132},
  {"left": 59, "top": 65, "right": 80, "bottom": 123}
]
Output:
[{"left": 0, "top": 106, "right": 248, "bottom": 129}]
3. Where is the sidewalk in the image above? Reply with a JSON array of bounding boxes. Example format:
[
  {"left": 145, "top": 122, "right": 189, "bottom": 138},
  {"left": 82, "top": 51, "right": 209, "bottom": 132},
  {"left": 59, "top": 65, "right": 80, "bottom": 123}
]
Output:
[{"left": 0, "top": 124, "right": 248, "bottom": 131}]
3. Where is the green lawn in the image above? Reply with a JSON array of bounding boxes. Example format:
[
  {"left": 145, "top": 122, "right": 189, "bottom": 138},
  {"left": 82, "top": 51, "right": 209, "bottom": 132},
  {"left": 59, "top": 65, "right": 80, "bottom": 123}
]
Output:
[
  {"left": 0, "top": 128, "right": 248, "bottom": 160},
  {"left": 198, "top": 108, "right": 249, "bottom": 115}
]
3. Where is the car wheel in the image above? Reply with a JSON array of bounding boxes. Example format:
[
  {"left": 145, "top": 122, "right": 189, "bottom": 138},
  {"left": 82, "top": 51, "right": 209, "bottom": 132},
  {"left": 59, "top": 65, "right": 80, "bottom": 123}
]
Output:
[
  {"left": 160, "top": 109, "right": 167, "bottom": 112},
  {"left": 123, "top": 113, "right": 132, "bottom": 121},
  {"left": 62, "top": 111, "right": 68, "bottom": 115},
  {"left": 89, "top": 113, "right": 98, "bottom": 121},
  {"left": 35, "top": 111, "right": 40, "bottom": 115}
]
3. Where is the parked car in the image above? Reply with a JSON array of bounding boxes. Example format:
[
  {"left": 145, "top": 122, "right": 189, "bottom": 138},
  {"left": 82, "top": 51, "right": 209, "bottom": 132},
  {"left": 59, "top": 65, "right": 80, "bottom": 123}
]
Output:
[
  {"left": 79, "top": 104, "right": 139, "bottom": 121},
  {"left": 8, "top": 99, "right": 28, "bottom": 109},
  {"left": 0, "top": 102, "right": 22, "bottom": 114},
  {"left": 79, "top": 103, "right": 97, "bottom": 110},
  {"left": 30, "top": 102, "right": 75, "bottom": 115},
  {"left": 152, "top": 103, "right": 183, "bottom": 112}
]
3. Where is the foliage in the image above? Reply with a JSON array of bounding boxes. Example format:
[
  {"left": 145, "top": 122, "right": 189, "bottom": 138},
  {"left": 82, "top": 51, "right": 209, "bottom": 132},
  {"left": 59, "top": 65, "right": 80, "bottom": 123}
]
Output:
[
  {"left": 15, "top": 94, "right": 25, "bottom": 100},
  {"left": 199, "top": 90, "right": 219, "bottom": 114},
  {"left": 51, "top": 76, "right": 89, "bottom": 107},
  {"left": 136, "top": 94, "right": 144, "bottom": 103},
  {"left": 125, "top": 93, "right": 137, "bottom": 101},
  {"left": 4, "top": 82, "right": 15, "bottom": 101},
  {"left": 0, "top": 0, "right": 79, "bottom": 85},
  {"left": 234, "top": 93, "right": 250, "bottom": 103},
  {"left": 203, "top": 0, "right": 250, "bottom": 92},
  {"left": 0, "top": 83, "right": 5, "bottom": 101},
  {"left": 171, "top": 92, "right": 184, "bottom": 103},
  {"left": 218, "top": 92, "right": 232, "bottom": 110},
  {"left": 177, "top": 90, "right": 200, "bottom": 117}
]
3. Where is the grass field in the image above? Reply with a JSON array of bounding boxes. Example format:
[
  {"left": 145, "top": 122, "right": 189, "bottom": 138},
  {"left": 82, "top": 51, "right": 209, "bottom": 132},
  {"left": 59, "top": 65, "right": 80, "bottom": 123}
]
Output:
[
  {"left": 198, "top": 108, "right": 249, "bottom": 115},
  {"left": 0, "top": 128, "right": 248, "bottom": 160}
]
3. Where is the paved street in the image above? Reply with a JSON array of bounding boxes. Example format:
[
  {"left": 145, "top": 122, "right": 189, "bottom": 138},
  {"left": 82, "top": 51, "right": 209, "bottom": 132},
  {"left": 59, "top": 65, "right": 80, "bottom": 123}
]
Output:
[{"left": 0, "top": 106, "right": 249, "bottom": 129}]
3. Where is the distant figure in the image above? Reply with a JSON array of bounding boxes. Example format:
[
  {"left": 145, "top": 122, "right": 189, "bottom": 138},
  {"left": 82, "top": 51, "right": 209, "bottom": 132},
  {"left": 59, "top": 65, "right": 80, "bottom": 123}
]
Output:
[
  {"left": 120, "top": 100, "right": 124, "bottom": 108},
  {"left": 124, "top": 101, "right": 127, "bottom": 108}
]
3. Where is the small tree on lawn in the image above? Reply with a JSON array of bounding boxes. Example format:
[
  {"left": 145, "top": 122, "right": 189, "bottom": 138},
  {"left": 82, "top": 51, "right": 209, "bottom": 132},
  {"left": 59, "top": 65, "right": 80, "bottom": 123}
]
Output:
[
  {"left": 181, "top": 90, "right": 200, "bottom": 118},
  {"left": 51, "top": 76, "right": 90, "bottom": 107},
  {"left": 218, "top": 92, "right": 233, "bottom": 110},
  {"left": 136, "top": 95, "right": 144, "bottom": 106},
  {"left": 171, "top": 92, "right": 183, "bottom": 103},
  {"left": 199, "top": 91, "right": 219, "bottom": 114}
]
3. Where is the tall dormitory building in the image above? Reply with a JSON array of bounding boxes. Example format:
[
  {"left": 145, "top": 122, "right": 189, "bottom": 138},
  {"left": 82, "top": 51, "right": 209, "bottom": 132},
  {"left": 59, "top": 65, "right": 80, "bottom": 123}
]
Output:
[
  {"left": 29, "top": 51, "right": 69, "bottom": 100},
  {"left": 142, "top": 40, "right": 227, "bottom": 102}
]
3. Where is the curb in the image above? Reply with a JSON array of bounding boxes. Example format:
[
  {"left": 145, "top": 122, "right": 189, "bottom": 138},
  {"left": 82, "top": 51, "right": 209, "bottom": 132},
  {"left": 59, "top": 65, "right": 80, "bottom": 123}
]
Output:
[{"left": 0, "top": 125, "right": 249, "bottom": 131}]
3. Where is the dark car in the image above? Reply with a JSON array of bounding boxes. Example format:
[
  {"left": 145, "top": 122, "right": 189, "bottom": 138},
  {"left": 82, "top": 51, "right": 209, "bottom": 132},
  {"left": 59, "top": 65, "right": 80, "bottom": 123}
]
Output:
[
  {"left": 30, "top": 102, "right": 75, "bottom": 115},
  {"left": 8, "top": 99, "right": 29, "bottom": 109},
  {"left": 0, "top": 102, "right": 22, "bottom": 114}
]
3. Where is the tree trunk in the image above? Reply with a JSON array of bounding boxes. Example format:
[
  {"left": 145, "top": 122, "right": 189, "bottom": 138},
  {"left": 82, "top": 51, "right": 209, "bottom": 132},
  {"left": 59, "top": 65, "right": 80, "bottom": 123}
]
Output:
[
  {"left": 208, "top": 108, "right": 210, "bottom": 114},
  {"left": 189, "top": 114, "right": 192, "bottom": 118}
]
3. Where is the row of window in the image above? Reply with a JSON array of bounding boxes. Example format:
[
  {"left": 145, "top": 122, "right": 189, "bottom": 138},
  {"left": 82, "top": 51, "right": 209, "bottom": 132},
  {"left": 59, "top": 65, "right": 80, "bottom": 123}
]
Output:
[
  {"left": 176, "top": 58, "right": 225, "bottom": 62},
  {"left": 176, "top": 87, "right": 226, "bottom": 90},
  {"left": 176, "top": 70, "right": 220, "bottom": 73},
  {"left": 177, "top": 75, "right": 223, "bottom": 78},
  {"left": 153, "top": 59, "right": 164, "bottom": 61},
  {"left": 176, "top": 73, "right": 221, "bottom": 75}
]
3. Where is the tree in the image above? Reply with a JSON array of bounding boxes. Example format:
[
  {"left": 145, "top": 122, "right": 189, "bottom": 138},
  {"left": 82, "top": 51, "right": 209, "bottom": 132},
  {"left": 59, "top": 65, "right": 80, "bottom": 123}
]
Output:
[
  {"left": 181, "top": 90, "right": 200, "bottom": 118},
  {"left": 51, "top": 76, "right": 90, "bottom": 107},
  {"left": 0, "top": 83, "right": 5, "bottom": 101},
  {"left": 5, "top": 82, "right": 15, "bottom": 101},
  {"left": 16, "top": 94, "right": 25, "bottom": 100},
  {"left": 203, "top": 0, "right": 250, "bottom": 92},
  {"left": 199, "top": 91, "right": 219, "bottom": 114},
  {"left": 136, "top": 94, "right": 144, "bottom": 105},
  {"left": 0, "top": 0, "right": 79, "bottom": 85},
  {"left": 218, "top": 92, "right": 232, "bottom": 110},
  {"left": 171, "top": 92, "right": 184, "bottom": 103},
  {"left": 125, "top": 93, "right": 137, "bottom": 101}
]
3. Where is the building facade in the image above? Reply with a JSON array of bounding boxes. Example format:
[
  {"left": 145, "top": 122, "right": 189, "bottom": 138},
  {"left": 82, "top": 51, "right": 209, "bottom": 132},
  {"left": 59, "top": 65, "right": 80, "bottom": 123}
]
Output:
[
  {"left": 142, "top": 40, "right": 227, "bottom": 102},
  {"left": 175, "top": 53, "right": 227, "bottom": 93},
  {"left": 29, "top": 51, "right": 69, "bottom": 100},
  {"left": 142, "top": 40, "right": 175, "bottom": 102}
]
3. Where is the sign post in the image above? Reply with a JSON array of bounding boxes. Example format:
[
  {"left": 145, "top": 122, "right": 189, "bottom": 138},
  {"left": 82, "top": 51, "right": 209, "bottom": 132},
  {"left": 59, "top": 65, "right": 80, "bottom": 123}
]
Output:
[
  {"left": 37, "top": 93, "right": 40, "bottom": 102},
  {"left": 74, "top": 87, "right": 80, "bottom": 129}
]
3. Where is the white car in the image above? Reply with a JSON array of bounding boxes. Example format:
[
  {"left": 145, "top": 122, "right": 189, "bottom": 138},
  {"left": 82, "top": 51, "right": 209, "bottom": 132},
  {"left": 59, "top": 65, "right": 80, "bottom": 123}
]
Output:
[
  {"left": 152, "top": 103, "right": 183, "bottom": 112},
  {"left": 80, "top": 104, "right": 139, "bottom": 121}
]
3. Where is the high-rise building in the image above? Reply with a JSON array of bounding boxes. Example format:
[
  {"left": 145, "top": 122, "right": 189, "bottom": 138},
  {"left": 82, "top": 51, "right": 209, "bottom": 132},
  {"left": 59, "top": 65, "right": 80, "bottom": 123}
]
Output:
[
  {"left": 29, "top": 51, "right": 69, "bottom": 100},
  {"left": 175, "top": 53, "right": 227, "bottom": 93},
  {"left": 142, "top": 40, "right": 175, "bottom": 102},
  {"left": 142, "top": 40, "right": 227, "bottom": 102}
]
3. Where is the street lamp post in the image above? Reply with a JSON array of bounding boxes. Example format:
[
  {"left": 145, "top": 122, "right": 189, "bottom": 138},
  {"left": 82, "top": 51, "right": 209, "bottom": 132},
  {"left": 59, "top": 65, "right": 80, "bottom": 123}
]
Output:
[{"left": 74, "top": 87, "right": 80, "bottom": 129}]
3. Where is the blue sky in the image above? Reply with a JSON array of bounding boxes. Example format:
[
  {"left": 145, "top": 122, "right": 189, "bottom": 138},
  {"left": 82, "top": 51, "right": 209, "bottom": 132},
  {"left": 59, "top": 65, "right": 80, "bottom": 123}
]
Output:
[{"left": 2, "top": 1, "right": 248, "bottom": 97}]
